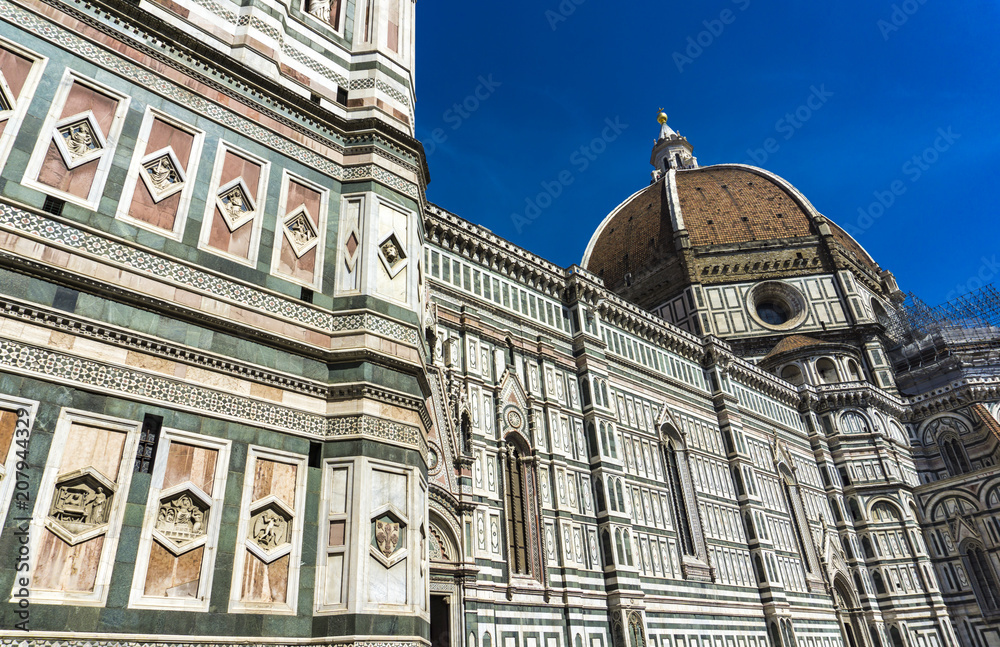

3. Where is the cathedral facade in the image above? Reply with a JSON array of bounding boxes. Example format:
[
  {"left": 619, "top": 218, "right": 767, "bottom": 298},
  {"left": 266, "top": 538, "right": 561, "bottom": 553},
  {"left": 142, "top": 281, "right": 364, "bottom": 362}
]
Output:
[{"left": 0, "top": 2, "right": 997, "bottom": 647}]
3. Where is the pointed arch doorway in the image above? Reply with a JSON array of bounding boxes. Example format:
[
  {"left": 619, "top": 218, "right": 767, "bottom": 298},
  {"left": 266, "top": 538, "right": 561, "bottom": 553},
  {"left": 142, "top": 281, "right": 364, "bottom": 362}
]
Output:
[{"left": 429, "top": 506, "right": 466, "bottom": 647}]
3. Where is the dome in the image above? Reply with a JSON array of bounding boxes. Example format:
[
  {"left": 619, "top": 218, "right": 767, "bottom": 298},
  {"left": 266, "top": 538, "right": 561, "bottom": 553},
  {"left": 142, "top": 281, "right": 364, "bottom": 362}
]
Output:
[
  {"left": 582, "top": 164, "right": 821, "bottom": 289},
  {"left": 582, "top": 163, "right": 883, "bottom": 303}
]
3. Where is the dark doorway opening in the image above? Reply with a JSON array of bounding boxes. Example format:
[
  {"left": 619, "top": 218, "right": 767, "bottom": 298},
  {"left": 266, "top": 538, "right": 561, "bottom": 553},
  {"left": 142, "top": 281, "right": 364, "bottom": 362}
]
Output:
[{"left": 430, "top": 594, "right": 450, "bottom": 647}]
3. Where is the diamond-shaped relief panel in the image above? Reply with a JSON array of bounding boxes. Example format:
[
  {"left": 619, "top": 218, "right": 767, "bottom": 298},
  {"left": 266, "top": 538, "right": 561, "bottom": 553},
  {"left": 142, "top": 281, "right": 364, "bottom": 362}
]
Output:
[
  {"left": 346, "top": 231, "right": 359, "bottom": 257},
  {"left": 140, "top": 148, "right": 185, "bottom": 203},
  {"left": 377, "top": 232, "right": 407, "bottom": 278},
  {"left": 371, "top": 511, "right": 406, "bottom": 558},
  {"left": 0, "top": 73, "right": 14, "bottom": 115},
  {"left": 216, "top": 178, "right": 256, "bottom": 231},
  {"left": 155, "top": 489, "right": 209, "bottom": 548},
  {"left": 53, "top": 112, "right": 107, "bottom": 169},
  {"left": 283, "top": 208, "right": 318, "bottom": 258},
  {"left": 49, "top": 468, "right": 116, "bottom": 539}
]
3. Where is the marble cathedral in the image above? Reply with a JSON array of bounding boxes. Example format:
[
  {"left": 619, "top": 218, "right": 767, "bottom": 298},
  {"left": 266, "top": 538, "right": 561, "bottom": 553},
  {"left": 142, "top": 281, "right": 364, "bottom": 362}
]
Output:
[{"left": 0, "top": 1, "right": 997, "bottom": 647}]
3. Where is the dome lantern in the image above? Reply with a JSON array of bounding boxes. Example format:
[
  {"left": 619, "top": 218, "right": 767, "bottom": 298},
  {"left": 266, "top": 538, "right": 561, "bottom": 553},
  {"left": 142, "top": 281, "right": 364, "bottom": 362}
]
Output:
[{"left": 651, "top": 110, "right": 697, "bottom": 177}]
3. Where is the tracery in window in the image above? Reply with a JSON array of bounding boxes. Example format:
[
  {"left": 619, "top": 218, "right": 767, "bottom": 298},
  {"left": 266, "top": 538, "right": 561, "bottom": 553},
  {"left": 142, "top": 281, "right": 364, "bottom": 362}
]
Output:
[{"left": 964, "top": 542, "right": 1000, "bottom": 614}]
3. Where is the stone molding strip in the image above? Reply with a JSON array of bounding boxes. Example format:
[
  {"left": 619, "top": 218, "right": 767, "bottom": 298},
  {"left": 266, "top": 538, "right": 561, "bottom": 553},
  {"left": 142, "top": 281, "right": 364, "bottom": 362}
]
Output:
[
  {"left": 0, "top": 639, "right": 426, "bottom": 647},
  {"left": 0, "top": 336, "right": 427, "bottom": 454},
  {"left": 0, "top": 201, "right": 419, "bottom": 347}
]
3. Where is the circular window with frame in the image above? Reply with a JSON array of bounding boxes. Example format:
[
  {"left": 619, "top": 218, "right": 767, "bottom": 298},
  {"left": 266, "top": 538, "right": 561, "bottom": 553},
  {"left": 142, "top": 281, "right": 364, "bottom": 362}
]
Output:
[{"left": 746, "top": 281, "right": 808, "bottom": 331}]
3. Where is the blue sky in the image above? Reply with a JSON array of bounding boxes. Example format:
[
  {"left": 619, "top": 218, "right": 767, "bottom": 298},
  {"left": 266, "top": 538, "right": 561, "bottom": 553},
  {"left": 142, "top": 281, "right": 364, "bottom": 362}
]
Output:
[{"left": 414, "top": 0, "right": 1000, "bottom": 305}]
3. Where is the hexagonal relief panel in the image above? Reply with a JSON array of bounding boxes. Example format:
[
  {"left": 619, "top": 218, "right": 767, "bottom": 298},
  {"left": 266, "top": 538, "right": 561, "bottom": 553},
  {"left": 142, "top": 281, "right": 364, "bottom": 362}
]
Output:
[
  {"left": 246, "top": 495, "right": 294, "bottom": 563},
  {"left": 47, "top": 467, "right": 116, "bottom": 545},
  {"left": 370, "top": 510, "right": 406, "bottom": 566},
  {"left": 153, "top": 484, "right": 211, "bottom": 555}
]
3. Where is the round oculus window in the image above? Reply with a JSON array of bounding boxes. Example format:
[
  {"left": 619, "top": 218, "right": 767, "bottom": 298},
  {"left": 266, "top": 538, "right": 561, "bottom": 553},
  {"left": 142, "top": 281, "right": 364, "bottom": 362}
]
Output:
[
  {"left": 746, "top": 282, "right": 808, "bottom": 331},
  {"left": 756, "top": 300, "right": 790, "bottom": 326}
]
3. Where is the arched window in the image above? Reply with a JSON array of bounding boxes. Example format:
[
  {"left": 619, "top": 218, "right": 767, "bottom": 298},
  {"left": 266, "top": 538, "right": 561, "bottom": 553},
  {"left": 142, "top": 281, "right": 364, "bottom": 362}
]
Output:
[
  {"left": 628, "top": 612, "right": 646, "bottom": 647},
  {"left": 608, "top": 423, "right": 618, "bottom": 459},
  {"left": 599, "top": 422, "right": 609, "bottom": 456},
  {"left": 841, "top": 412, "right": 870, "bottom": 435},
  {"left": 502, "top": 440, "right": 537, "bottom": 578},
  {"left": 939, "top": 436, "right": 972, "bottom": 476},
  {"left": 816, "top": 358, "right": 839, "bottom": 384},
  {"left": 964, "top": 543, "right": 1000, "bottom": 613},
  {"left": 872, "top": 300, "right": 891, "bottom": 328},
  {"left": 847, "top": 359, "right": 863, "bottom": 382},
  {"left": 615, "top": 478, "right": 626, "bottom": 512},
  {"left": 600, "top": 529, "right": 613, "bottom": 567},
  {"left": 753, "top": 555, "right": 766, "bottom": 583},
  {"left": 623, "top": 530, "right": 634, "bottom": 566},
  {"left": 768, "top": 623, "right": 782, "bottom": 647},
  {"left": 588, "top": 423, "right": 600, "bottom": 459},
  {"left": 484, "top": 632, "right": 492, "bottom": 647},
  {"left": 781, "top": 364, "right": 804, "bottom": 386},
  {"left": 872, "top": 570, "right": 886, "bottom": 595},
  {"left": 888, "top": 626, "right": 905, "bottom": 647},
  {"left": 780, "top": 465, "right": 814, "bottom": 576},
  {"left": 849, "top": 498, "right": 863, "bottom": 522},
  {"left": 595, "top": 479, "right": 606, "bottom": 513},
  {"left": 862, "top": 536, "right": 876, "bottom": 559},
  {"left": 666, "top": 441, "right": 695, "bottom": 556},
  {"left": 615, "top": 529, "right": 626, "bottom": 564}
]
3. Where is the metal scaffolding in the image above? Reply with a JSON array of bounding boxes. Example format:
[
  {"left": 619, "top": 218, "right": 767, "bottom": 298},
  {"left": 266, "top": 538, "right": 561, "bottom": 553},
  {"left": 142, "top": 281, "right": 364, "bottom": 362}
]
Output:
[{"left": 886, "top": 284, "right": 1000, "bottom": 352}]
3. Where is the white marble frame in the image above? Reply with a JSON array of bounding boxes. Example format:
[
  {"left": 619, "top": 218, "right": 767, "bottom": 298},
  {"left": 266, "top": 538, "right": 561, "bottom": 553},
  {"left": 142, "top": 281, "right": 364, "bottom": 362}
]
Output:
[
  {"left": 0, "top": 394, "right": 39, "bottom": 536},
  {"left": 22, "top": 68, "right": 131, "bottom": 210},
  {"left": 269, "top": 168, "right": 330, "bottom": 291},
  {"left": 365, "top": 192, "right": 419, "bottom": 309},
  {"left": 18, "top": 408, "right": 140, "bottom": 606},
  {"left": 228, "top": 444, "right": 308, "bottom": 615},
  {"left": 197, "top": 139, "right": 271, "bottom": 268},
  {"left": 335, "top": 193, "right": 367, "bottom": 296},
  {"left": 115, "top": 106, "right": 206, "bottom": 241},
  {"left": 360, "top": 457, "right": 424, "bottom": 614},
  {"left": 127, "top": 428, "right": 231, "bottom": 611},
  {"left": 315, "top": 458, "right": 355, "bottom": 614},
  {"left": 0, "top": 37, "right": 47, "bottom": 174}
]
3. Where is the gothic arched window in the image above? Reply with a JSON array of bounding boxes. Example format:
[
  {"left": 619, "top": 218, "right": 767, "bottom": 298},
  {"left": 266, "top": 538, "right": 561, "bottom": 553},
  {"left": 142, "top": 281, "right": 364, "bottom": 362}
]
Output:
[
  {"left": 940, "top": 436, "right": 972, "bottom": 476},
  {"left": 965, "top": 543, "right": 1000, "bottom": 613},
  {"left": 665, "top": 441, "right": 695, "bottom": 556},
  {"left": 779, "top": 464, "right": 815, "bottom": 577},
  {"left": 502, "top": 441, "right": 536, "bottom": 577}
]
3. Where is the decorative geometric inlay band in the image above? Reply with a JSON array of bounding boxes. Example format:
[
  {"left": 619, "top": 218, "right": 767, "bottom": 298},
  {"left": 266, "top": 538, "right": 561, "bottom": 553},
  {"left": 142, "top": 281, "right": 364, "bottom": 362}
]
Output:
[
  {"left": 0, "top": 0, "right": 417, "bottom": 198},
  {"left": 0, "top": 338, "right": 424, "bottom": 453},
  {"left": 0, "top": 202, "right": 419, "bottom": 346},
  {"left": 0, "top": 640, "right": 425, "bottom": 647}
]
